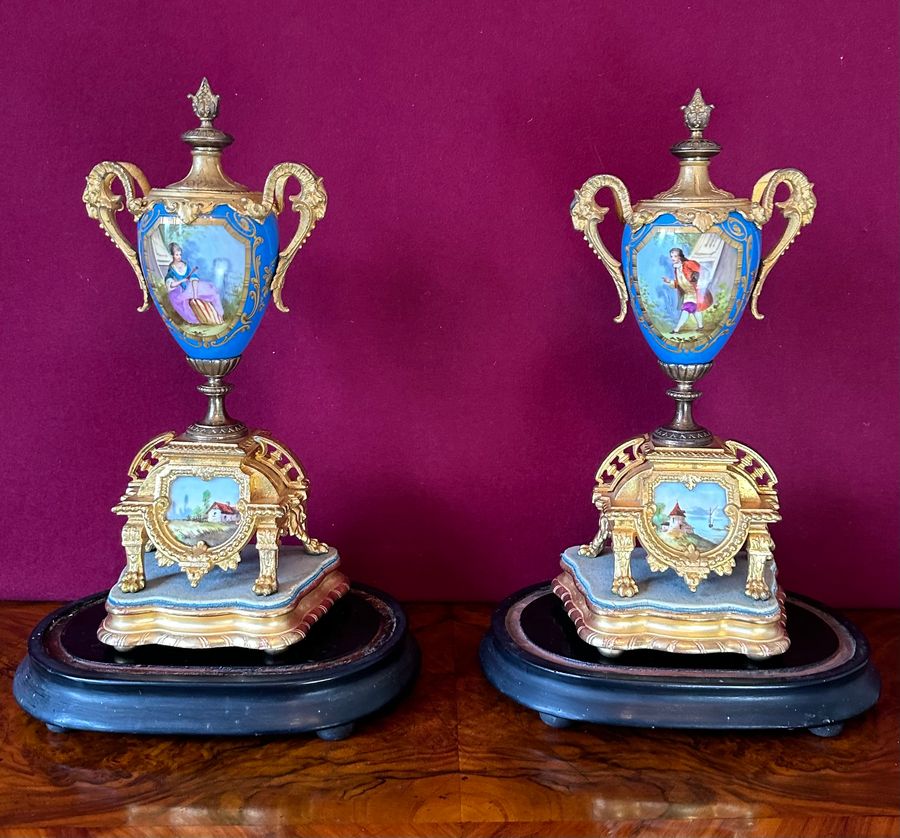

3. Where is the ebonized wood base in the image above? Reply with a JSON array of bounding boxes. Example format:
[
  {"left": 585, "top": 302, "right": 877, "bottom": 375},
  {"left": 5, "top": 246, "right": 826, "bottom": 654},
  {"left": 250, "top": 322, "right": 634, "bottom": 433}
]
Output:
[
  {"left": 480, "top": 583, "right": 879, "bottom": 736},
  {"left": 14, "top": 585, "right": 418, "bottom": 739}
]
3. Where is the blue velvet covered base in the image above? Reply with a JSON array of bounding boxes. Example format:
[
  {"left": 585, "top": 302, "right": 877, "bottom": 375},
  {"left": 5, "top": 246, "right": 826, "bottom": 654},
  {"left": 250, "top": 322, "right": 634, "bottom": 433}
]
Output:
[
  {"left": 560, "top": 545, "right": 780, "bottom": 617},
  {"left": 107, "top": 546, "right": 340, "bottom": 613}
]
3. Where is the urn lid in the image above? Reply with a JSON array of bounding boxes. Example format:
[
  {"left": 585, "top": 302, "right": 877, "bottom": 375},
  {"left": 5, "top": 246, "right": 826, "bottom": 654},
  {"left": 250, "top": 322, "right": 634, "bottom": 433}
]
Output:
[
  {"left": 147, "top": 78, "right": 261, "bottom": 203},
  {"left": 631, "top": 89, "right": 754, "bottom": 225}
]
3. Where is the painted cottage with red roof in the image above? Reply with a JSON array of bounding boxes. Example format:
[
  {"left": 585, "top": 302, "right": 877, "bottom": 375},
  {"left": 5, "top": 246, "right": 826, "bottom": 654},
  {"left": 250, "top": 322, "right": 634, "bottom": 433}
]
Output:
[{"left": 206, "top": 502, "right": 239, "bottom": 523}]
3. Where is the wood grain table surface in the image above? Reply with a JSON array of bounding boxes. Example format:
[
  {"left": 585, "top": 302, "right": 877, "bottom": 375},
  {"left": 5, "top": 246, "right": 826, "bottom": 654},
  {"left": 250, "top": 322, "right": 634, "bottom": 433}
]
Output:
[{"left": 0, "top": 600, "right": 896, "bottom": 837}]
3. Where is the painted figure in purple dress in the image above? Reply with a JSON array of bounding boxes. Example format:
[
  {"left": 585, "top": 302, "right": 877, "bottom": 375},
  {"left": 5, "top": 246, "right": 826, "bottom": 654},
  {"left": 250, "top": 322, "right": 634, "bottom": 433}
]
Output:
[{"left": 164, "top": 243, "right": 225, "bottom": 326}]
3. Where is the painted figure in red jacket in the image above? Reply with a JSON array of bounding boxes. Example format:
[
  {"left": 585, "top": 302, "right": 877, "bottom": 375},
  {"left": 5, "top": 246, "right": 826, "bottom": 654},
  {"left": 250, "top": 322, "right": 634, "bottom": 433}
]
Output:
[{"left": 662, "top": 248, "right": 713, "bottom": 333}]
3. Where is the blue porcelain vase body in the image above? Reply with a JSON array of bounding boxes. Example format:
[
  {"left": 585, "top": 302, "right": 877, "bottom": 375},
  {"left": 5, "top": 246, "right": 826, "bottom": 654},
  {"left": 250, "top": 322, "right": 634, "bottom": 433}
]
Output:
[
  {"left": 622, "top": 213, "right": 761, "bottom": 366},
  {"left": 137, "top": 204, "right": 280, "bottom": 361}
]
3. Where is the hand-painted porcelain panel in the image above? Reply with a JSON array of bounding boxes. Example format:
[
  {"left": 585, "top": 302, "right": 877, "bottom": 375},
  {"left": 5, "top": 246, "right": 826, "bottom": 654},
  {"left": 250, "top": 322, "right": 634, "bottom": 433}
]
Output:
[
  {"left": 622, "top": 213, "right": 761, "bottom": 364},
  {"left": 165, "top": 475, "right": 243, "bottom": 548},
  {"left": 138, "top": 204, "right": 279, "bottom": 360},
  {"left": 650, "top": 480, "right": 731, "bottom": 552}
]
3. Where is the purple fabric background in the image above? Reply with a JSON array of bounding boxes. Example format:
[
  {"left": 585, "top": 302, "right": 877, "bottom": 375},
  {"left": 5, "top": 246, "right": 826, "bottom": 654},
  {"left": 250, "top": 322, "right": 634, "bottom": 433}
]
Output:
[{"left": 1, "top": 1, "right": 897, "bottom": 605}]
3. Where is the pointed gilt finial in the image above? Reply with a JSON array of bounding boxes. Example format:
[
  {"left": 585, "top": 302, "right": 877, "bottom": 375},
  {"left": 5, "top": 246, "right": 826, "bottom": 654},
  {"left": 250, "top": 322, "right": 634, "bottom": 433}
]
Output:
[
  {"left": 682, "top": 89, "right": 714, "bottom": 138},
  {"left": 188, "top": 78, "right": 220, "bottom": 126},
  {"left": 180, "top": 78, "right": 233, "bottom": 153}
]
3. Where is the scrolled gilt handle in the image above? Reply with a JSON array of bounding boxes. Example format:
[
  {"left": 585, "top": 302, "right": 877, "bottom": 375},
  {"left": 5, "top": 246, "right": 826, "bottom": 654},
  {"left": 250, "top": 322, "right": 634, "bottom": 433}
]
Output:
[
  {"left": 749, "top": 168, "right": 816, "bottom": 319},
  {"left": 258, "top": 162, "right": 328, "bottom": 313},
  {"left": 83, "top": 162, "right": 152, "bottom": 311},
  {"left": 570, "top": 175, "right": 633, "bottom": 323}
]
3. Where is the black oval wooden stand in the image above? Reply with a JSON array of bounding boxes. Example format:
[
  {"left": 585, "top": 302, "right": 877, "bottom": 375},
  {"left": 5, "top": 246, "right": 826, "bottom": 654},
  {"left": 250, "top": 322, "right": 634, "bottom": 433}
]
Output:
[
  {"left": 14, "top": 585, "right": 418, "bottom": 739},
  {"left": 480, "top": 583, "right": 880, "bottom": 737}
]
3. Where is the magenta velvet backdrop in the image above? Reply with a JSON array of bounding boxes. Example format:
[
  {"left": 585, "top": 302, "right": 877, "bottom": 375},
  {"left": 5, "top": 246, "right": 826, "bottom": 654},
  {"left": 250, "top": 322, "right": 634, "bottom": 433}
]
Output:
[{"left": 0, "top": 1, "right": 897, "bottom": 605}]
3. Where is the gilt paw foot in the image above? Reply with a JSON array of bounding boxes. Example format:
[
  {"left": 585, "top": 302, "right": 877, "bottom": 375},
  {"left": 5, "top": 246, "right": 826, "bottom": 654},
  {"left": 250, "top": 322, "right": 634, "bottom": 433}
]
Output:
[
  {"left": 611, "top": 575, "right": 639, "bottom": 598},
  {"left": 119, "top": 572, "right": 145, "bottom": 594},
  {"left": 253, "top": 576, "right": 278, "bottom": 596},
  {"left": 300, "top": 537, "right": 330, "bottom": 555},
  {"left": 745, "top": 579, "right": 770, "bottom": 600}
]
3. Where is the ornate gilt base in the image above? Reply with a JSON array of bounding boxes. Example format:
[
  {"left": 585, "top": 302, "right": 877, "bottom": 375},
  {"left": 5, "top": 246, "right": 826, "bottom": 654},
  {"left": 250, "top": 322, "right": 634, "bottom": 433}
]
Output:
[
  {"left": 554, "top": 547, "right": 789, "bottom": 658},
  {"left": 114, "top": 429, "right": 331, "bottom": 597},
  {"left": 100, "top": 546, "right": 349, "bottom": 651}
]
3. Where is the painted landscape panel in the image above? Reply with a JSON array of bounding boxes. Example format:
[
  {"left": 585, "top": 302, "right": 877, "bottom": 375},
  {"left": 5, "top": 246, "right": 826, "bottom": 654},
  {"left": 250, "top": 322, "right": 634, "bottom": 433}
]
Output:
[
  {"left": 650, "top": 480, "right": 730, "bottom": 552},
  {"left": 165, "top": 475, "right": 242, "bottom": 548}
]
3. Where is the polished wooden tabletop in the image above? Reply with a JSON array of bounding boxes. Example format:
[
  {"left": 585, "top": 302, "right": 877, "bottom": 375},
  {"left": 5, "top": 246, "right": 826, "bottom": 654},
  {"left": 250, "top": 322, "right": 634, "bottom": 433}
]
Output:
[{"left": 0, "top": 600, "right": 896, "bottom": 837}]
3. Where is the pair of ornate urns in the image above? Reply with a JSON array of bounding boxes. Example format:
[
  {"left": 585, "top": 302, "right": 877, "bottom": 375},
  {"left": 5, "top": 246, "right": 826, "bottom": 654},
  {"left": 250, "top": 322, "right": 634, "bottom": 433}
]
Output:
[{"left": 84, "top": 81, "right": 814, "bottom": 658}]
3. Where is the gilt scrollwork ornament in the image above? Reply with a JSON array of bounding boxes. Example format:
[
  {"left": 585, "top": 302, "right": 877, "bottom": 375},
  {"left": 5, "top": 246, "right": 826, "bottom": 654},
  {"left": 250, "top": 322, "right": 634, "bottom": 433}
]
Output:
[
  {"left": 254, "top": 163, "right": 328, "bottom": 312},
  {"left": 82, "top": 161, "right": 153, "bottom": 310},
  {"left": 570, "top": 174, "right": 633, "bottom": 322},
  {"left": 672, "top": 208, "right": 731, "bottom": 232},
  {"left": 749, "top": 168, "right": 817, "bottom": 318}
]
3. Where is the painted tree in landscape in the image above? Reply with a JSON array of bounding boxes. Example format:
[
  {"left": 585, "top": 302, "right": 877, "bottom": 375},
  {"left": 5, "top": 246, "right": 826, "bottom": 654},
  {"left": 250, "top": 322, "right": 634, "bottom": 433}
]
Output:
[{"left": 652, "top": 502, "right": 666, "bottom": 528}]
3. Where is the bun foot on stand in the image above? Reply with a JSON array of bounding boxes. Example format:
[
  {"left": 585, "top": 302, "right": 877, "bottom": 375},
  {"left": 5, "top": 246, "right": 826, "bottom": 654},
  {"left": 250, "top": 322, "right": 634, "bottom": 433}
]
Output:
[
  {"left": 539, "top": 712, "right": 574, "bottom": 729},
  {"left": 808, "top": 722, "right": 844, "bottom": 738},
  {"left": 316, "top": 723, "right": 355, "bottom": 740},
  {"left": 597, "top": 648, "right": 623, "bottom": 659}
]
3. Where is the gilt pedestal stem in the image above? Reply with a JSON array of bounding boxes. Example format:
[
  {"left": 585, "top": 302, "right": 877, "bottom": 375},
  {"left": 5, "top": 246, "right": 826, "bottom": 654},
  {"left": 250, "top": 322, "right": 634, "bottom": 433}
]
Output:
[
  {"left": 652, "top": 361, "right": 714, "bottom": 448},
  {"left": 184, "top": 356, "right": 247, "bottom": 442}
]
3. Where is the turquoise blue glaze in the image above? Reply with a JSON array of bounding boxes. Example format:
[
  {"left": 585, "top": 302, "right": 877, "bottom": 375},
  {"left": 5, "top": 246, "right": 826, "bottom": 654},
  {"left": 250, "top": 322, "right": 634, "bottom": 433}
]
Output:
[
  {"left": 622, "top": 212, "right": 761, "bottom": 365},
  {"left": 137, "top": 204, "right": 279, "bottom": 360}
]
